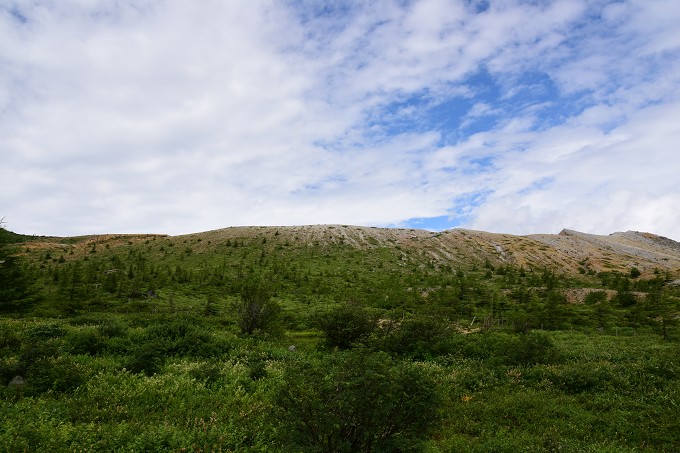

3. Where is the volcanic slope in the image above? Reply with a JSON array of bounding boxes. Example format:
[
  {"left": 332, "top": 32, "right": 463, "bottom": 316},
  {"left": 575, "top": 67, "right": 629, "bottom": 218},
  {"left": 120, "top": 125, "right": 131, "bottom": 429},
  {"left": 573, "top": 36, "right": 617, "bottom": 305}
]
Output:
[
  {"left": 21, "top": 225, "right": 680, "bottom": 278},
  {"left": 179, "top": 225, "right": 680, "bottom": 277}
]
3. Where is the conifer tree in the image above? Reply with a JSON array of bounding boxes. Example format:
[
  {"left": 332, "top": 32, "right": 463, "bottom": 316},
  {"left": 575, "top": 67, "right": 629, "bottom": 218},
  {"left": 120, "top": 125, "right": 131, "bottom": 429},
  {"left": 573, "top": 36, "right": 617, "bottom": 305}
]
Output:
[{"left": 0, "top": 221, "right": 30, "bottom": 311}]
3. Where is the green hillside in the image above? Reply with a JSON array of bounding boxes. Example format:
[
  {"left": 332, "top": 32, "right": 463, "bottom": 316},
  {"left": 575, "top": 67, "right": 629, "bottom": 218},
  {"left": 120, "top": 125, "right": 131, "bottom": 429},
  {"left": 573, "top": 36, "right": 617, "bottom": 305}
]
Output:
[{"left": 1, "top": 225, "right": 679, "bottom": 451}]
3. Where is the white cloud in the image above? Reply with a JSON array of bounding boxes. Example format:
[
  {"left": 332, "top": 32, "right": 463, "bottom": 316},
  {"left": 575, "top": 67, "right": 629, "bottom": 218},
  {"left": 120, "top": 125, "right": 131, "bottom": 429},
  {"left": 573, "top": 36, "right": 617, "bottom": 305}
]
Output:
[
  {"left": 467, "top": 99, "right": 680, "bottom": 238},
  {"left": 1, "top": 0, "right": 679, "bottom": 240}
]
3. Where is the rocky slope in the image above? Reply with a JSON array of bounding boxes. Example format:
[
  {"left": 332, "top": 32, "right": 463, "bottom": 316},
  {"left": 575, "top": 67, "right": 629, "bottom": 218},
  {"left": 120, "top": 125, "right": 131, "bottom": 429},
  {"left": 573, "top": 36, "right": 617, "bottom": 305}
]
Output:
[
  {"left": 20, "top": 225, "right": 680, "bottom": 278},
  {"left": 183, "top": 225, "right": 680, "bottom": 277}
]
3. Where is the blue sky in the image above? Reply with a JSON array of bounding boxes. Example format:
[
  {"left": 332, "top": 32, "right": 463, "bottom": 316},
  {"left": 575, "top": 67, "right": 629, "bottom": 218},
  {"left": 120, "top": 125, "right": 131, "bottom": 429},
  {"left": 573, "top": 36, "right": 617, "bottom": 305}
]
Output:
[{"left": 1, "top": 0, "right": 679, "bottom": 239}]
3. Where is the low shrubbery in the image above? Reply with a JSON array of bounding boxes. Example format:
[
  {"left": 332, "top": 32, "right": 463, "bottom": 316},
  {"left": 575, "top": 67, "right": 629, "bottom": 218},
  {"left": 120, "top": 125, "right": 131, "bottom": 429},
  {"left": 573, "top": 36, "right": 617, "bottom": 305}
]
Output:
[
  {"left": 1, "top": 313, "right": 679, "bottom": 451},
  {"left": 274, "top": 350, "right": 442, "bottom": 452}
]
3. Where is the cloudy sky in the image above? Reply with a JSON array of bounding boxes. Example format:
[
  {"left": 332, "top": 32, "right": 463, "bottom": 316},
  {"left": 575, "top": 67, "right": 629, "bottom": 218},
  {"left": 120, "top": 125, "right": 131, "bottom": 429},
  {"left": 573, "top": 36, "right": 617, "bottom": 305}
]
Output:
[{"left": 1, "top": 0, "right": 679, "bottom": 239}]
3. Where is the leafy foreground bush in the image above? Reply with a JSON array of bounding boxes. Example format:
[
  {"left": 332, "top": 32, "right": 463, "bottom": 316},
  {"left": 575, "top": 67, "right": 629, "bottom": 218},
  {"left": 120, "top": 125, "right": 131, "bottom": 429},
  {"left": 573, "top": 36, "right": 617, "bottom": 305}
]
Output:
[{"left": 274, "top": 350, "right": 442, "bottom": 452}]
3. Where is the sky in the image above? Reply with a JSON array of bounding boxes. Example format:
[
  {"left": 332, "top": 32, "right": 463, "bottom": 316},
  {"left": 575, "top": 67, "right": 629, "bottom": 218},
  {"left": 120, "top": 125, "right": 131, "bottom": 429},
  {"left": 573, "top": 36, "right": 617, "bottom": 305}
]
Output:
[{"left": 1, "top": 0, "right": 679, "bottom": 239}]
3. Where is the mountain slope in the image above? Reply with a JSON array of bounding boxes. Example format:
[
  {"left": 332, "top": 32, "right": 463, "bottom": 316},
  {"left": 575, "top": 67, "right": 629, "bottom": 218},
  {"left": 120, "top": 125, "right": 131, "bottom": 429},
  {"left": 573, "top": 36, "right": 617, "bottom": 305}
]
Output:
[
  {"left": 18, "top": 224, "right": 680, "bottom": 278},
  {"left": 180, "top": 225, "right": 680, "bottom": 277}
]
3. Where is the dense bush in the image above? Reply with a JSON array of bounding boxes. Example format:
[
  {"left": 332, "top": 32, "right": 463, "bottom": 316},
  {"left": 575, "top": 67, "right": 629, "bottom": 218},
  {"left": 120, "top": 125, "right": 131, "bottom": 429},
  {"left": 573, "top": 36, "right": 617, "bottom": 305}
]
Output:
[
  {"left": 124, "top": 342, "right": 166, "bottom": 376},
  {"left": 0, "top": 323, "right": 21, "bottom": 351},
  {"left": 19, "top": 355, "right": 90, "bottom": 394},
  {"left": 507, "top": 331, "right": 562, "bottom": 365},
  {"left": 23, "top": 323, "right": 65, "bottom": 341},
  {"left": 0, "top": 358, "right": 21, "bottom": 389},
  {"left": 453, "top": 331, "right": 561, "bottom": 366},
  {"left": 584, "top": 290, "right": 608, "bottom": 305},
  {"left": 63, "top": 327, "right": 106, "bottom": 355},
  {"left": 315, "top": 303, "right": 376, "bottom": 349},
  {"left": 376, "top": 316, "right": 454, "bottom": 358},
  {"left": 98, "top": 317, "right": 129, "bottom": 338},
  {"left": 146, "top": 320, "right": 214, "bottom": 357},
  {"left": 274, "top": 350, "right": 442, "bottom": 452},
  {"left": 551, "top": 364, "right": 616, "bottom": 393}
]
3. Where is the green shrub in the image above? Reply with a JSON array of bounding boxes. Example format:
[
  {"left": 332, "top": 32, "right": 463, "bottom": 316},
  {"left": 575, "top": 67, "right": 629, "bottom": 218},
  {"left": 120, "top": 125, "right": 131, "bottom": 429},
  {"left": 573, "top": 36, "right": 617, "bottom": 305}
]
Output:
[
  {"left": 0, "top": 239, "right": 32, "bottom": 312},
  {"left": 377, "top": 316, "right": 454, "bottom": 358},
  {"left": 0, "top": 357, "right": 21, "bottom": 388},
  {"left": 315, "top": 303, "right": 375, "bottom": 349},
  {"left": 142, "top": 318, "right": 216, "bottom": 357},
  {"left": 187, "top": 362, "right": 225, "bottom": 388},
  {"left": 614, "top": 290, "right": 638, "bottom": 307},
  {"left": 19, "top": 355, "right": 90, "bottom": 394},
  {"left": 98, "top": 318, "right": 128, "bottom": 338},
  {"left": 19, "top": 340, "right": 60, "bottom": 367},
  {"left": 551, "top": 364, "right": 616, "bottom": 394},
  {"left": 454, "top": 361, "right": 505, "bottom": 393},
  {"left": 63, "top": 328, "right": 106, "bottom": 355},
  {"left": 125, "top": 342, "right": 165, "bottom": 376},
  {"left": 274, "top": 351, "right": 442, "bottom": 452},
  {"left": 584, "top": 291, "right": 608, "bottom": 305},
  {"left": 102, "top": 335, "right": 134, "bottom": 355},
  {"left": 23, "top": 323, "right": 65, "bottom": 341},
  {"left": 453, "top": 331, "right": 561, "bottom": 366},
  {"left": 232, "top": 280, "right": 283, "bottom": 337},
  {"left": 0, "top": 323, "right": 21, "bottom": 350},
  {"left": 507, "top": 331, "right": 562, "bottom": 366}
]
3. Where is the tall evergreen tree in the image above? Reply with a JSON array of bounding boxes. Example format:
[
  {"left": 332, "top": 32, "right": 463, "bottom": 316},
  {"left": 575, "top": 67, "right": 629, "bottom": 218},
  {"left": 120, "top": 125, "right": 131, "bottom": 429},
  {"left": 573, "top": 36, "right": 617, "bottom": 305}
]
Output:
[{"left": 0, "top": 222, "right": 31, "bottom": 311}]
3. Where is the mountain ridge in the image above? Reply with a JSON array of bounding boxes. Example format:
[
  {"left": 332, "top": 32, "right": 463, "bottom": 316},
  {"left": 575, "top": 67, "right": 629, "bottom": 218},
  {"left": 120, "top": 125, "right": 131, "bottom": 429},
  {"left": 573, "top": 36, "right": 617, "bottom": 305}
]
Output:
[{"left": 17, "top": 225, "right": 680, "bottom": 278}]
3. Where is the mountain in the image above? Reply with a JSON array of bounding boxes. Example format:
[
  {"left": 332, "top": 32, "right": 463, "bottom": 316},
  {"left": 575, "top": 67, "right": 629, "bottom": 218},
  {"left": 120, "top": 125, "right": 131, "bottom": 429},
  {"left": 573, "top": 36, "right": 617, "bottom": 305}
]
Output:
[
  {"left": 19, "top": 225, "right": 680, "bottom": 278},
  {"left": 189, "top": 225, "right": 680, "bottom": 276}
]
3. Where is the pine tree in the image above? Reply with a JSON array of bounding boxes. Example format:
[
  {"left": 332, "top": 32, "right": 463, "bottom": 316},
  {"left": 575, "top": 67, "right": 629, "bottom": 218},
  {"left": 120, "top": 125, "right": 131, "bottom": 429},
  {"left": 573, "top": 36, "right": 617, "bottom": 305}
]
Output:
[{"left": 0, "top": 222, "right": 30, "bottom": 311}]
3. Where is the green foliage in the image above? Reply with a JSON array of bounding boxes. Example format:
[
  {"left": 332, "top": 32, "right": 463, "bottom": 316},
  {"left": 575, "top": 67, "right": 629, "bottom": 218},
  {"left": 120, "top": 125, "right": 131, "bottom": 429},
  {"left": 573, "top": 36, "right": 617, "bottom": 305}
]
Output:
[
  {"left": 24, "top": 355, "right": 91, "bottom": 394},
  {"left": 375, "top": 315, "right": 455, "bottom": 358},
  {"left": 584, "top": 290, "right": 608, "bottom": 305},
  {"left": 274, "top": 350, "right": 442, "bottom": 452},
  {"left": 643, "top": 288, "right": 679, "bottom": 340},
  {"left": 1, "top": 227, "right": 679, "bottom": 450},
  {"left": 63, "top": 327, "right": 106, "bottom": 355},
  {"left": 0, "top": 224, "right": 29, "bottom": 244},
  {"left": 548, "top": 363, "right": 618, "bottom": 394},
  {"left": 509, "top": 331, "right": 562, "bottom": 365},
  {"left": 141, "top": 317, "right": 222, "bottom": 358},
  {"left": 125, "top": 342, "right": 165, "bottom": 376},
  {"left": 0, "top": 228, "right": 33, "bottom": 312},
  {"left": 232, "top": 277, "right": 283, "bottom": 336},
  {"left": 24, "top": 323, "right": 66, "bottom": 341},
  {"left": 98, "top": 317, "right": 129, "bottom": 338},
  {"left": 315, "top": 302, "right": 376, "bottom": 349},
  {"left": 0, "top": 323, "right": 21, "bottom": 350},
  {"left": 614, "top": 289, "right": 638, "bottom": 307},
  {"left": 453, "top": 331, "right": 562, "bottom": 366}
]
